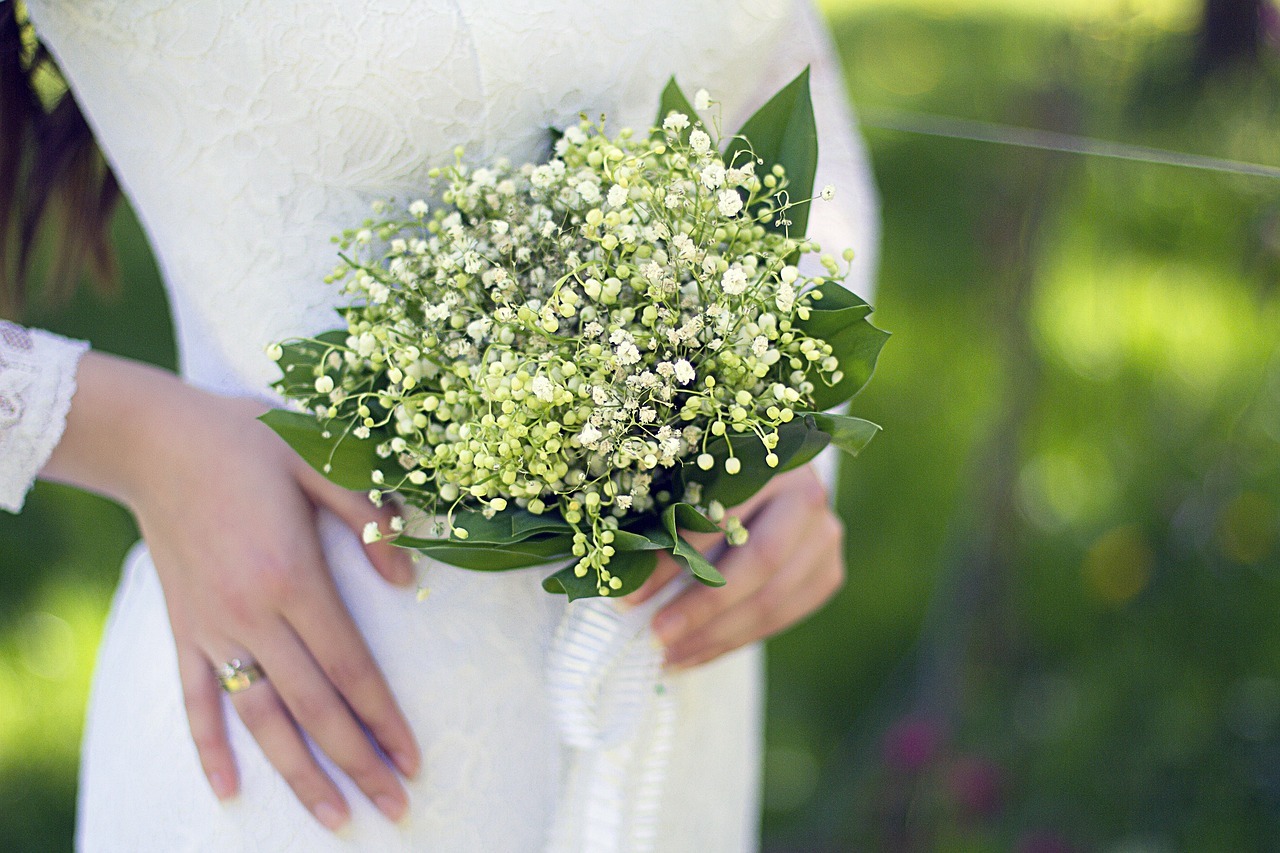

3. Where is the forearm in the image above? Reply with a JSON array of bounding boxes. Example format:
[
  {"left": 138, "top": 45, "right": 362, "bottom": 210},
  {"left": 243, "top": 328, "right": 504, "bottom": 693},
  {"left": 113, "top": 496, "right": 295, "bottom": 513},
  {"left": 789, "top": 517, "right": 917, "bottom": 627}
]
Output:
[{"left": 40, "top": 350, "right": 200, "bottom": 508}]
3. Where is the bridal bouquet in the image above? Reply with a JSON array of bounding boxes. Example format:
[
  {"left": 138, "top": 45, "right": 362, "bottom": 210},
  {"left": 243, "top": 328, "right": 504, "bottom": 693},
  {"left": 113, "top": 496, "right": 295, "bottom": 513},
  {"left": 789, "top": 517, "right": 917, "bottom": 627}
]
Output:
[{"left": 263, "top": 71, "right": 888, "bottom": 599}]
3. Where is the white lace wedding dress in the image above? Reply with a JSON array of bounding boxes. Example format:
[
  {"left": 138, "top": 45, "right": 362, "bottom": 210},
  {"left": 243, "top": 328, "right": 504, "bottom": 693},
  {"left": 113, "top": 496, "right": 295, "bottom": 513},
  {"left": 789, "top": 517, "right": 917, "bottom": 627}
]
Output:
[{"left": 5, "top": 1, "right": 878, "bottom": 850}]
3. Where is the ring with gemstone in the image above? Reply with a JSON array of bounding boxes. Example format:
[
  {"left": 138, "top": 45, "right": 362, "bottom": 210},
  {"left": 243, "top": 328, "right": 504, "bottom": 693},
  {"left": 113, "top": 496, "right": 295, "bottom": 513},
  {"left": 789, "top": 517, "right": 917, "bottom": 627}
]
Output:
[{"left": 214, "top": 658, "right": 266, "bottom": 694}]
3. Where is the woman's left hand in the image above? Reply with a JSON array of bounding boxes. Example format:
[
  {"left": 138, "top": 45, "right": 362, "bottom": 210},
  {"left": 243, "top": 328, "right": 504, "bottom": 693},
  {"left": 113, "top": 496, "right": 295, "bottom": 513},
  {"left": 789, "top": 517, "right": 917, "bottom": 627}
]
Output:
[{"left": 625, "top": 464, "right": 846, "bottom": 669}]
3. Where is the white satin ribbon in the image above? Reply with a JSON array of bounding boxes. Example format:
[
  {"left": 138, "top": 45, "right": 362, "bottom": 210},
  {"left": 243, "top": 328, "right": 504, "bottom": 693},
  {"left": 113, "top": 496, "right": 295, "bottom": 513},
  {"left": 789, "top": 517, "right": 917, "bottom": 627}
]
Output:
[{"left": 544, "top": 577, "right": 689, "bottom": 853}]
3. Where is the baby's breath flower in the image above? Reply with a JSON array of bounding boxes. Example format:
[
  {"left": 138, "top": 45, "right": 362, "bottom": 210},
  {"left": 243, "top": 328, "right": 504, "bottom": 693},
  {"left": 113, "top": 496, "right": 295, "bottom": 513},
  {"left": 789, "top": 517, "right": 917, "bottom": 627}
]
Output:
[
  {"left": 689, "top": 129, "right": 711, "bottom": 155},
  {"left": 362, "top": 521, "right": 382, "bottom": 544},
  {"left": 694, "top": 88, "right": 712, "bottom": 111},
  {"left": 721, "top": 267, "right": 748, "bottom": 296},
  {"left": 663, "top": 112, "right": 690, "bottom": 132},
  {"left": 716, "top": 189, "right": 743, "bottom": 217},
  {"left": 673, "top": 359, "right": 696, "bottom": 385}
]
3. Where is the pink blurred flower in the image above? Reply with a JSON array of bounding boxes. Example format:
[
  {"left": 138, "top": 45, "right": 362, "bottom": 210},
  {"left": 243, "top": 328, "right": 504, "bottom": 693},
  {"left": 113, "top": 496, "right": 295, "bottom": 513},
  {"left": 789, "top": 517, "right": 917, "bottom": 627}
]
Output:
[
  {"left": 881, "top": 715, "right": 945, "bottom": 773},
  {"left": 946, "top": 754, "right": 1004, "bottom": 819}
]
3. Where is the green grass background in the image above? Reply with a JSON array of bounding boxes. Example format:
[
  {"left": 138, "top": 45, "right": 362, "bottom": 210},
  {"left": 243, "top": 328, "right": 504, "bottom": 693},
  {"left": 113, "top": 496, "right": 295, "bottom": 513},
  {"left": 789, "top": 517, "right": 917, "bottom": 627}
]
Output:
[{"left": 3, "top": 1, "right": 1280, "bottom": 849}]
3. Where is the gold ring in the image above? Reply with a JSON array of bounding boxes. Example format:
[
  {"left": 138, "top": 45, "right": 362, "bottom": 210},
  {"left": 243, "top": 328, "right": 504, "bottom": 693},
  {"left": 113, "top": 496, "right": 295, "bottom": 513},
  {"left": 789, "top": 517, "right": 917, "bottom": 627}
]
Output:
[{"left": 214, "top": 658, "right": 266, "bottom": 694}]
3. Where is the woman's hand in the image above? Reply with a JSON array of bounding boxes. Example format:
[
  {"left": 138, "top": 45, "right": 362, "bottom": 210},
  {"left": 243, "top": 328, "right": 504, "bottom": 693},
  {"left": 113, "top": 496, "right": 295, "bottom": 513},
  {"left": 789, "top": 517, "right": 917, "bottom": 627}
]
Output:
[
  {"left": 41, "top": 353, "right": 421, "bottom": 832},
  {"left": 626, "top": 464, "right": 846, "bottom": 669}
]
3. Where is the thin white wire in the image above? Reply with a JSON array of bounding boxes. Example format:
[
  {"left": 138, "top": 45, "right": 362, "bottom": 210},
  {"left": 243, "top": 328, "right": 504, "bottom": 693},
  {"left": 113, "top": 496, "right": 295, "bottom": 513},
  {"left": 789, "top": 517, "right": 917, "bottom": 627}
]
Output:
[{"left": 860, "top": 106, "right": 1280, "bottom": 181}]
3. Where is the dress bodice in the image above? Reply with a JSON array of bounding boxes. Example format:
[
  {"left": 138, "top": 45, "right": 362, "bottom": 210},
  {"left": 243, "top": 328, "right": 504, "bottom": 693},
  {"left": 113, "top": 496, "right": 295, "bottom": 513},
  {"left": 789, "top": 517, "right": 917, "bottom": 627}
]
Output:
[{"left": 26, "top": 0, "right": 876, "bottom": 400}]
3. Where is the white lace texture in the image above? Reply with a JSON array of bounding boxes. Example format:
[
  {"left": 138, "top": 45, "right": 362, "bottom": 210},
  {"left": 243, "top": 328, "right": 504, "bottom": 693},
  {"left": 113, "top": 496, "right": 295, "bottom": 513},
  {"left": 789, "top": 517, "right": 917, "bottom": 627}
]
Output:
[
  {"left": 23, "top": 0, "right": 879, "bottom": 848},
  {"left": 0, "top": 321, "right": 88, "bottom": 513}
]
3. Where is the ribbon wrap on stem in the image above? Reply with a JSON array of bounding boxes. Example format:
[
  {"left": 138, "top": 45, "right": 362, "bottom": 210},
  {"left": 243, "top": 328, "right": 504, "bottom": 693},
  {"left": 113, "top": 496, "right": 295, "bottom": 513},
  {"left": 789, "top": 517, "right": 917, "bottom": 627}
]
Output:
[{"left": 544, "top": 577, "right": 689, "bottom": 853}]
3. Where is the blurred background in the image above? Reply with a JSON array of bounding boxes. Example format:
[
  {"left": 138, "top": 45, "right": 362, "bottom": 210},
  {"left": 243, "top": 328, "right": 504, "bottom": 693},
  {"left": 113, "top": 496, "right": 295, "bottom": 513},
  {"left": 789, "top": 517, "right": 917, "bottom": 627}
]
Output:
[{"left": 3, "top": 0, "right": 1280, "bottom": 849}]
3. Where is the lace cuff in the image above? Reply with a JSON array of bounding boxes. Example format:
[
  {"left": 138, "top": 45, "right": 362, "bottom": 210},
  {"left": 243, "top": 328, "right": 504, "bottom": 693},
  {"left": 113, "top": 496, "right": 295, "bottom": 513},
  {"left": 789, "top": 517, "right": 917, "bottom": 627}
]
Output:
[{"left": 0, "top": 321, "right": 90, "bottom": 513}]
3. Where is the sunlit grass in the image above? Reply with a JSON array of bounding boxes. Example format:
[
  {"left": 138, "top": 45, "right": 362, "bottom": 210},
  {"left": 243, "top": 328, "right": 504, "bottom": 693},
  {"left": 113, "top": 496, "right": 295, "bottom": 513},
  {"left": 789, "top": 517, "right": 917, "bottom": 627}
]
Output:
[
  {"left": 1036, "top": 242, "right": 1280, "bottom": 398},
  {"left": 0, "top": 586, "right": 107, "bottom": 774},
  {"left": 821, "top": 0, "right": 1197, "bottom": 29}
]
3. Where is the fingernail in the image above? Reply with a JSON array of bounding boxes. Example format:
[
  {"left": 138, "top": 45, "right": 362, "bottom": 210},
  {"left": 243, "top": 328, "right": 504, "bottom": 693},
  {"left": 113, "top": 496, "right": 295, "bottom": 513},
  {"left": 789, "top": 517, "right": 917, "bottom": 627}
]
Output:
[
  {"left": 209, "top": 771, "right": 235, "bottom": 801},
  {"left": 314, "top": 801, "right": 349, "bottom": 832},
  {"left": 393, "top": 749, "right": 420, "bottom": 780},
  {"left": 376, "top": 793, "right": 408, "bottom": 823},
  {"left": 653, "top": 612, "right": 684, "bottom": 646}
]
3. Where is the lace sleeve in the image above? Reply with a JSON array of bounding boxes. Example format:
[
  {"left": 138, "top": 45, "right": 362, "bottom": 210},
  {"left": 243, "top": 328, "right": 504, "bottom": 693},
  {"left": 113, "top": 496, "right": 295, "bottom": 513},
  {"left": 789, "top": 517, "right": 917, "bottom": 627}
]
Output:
[{"left": 0, "top": 321, "right": 90, "bottom": 512}]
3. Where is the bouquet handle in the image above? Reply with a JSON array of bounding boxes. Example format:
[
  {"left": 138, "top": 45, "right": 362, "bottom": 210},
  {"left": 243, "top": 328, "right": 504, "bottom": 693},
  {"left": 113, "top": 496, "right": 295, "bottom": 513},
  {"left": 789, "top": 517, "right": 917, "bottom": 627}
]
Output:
[{"left": 544, "top": 576, "right": 689, "bottom": 852}]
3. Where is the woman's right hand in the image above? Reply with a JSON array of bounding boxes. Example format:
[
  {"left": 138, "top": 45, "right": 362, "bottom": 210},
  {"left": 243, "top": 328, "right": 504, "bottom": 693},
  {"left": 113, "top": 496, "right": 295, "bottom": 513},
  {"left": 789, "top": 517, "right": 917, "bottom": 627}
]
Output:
[{"left": 41, "top": 352, "right": 421, "bottom": 832}]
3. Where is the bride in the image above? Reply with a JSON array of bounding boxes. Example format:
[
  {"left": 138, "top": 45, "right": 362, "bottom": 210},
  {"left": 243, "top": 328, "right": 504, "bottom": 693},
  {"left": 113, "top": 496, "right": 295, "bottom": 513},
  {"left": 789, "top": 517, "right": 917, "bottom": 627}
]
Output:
[{"left": 1, "top": 0, "right": 878, "bottom": 849}]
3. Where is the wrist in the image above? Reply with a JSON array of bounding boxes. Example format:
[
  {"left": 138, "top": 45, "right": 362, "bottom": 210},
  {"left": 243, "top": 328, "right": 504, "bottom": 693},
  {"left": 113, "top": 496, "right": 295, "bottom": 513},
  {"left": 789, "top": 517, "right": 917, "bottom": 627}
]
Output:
[{"left": 41, "top": 351, "right": 206, "bottom": 507}]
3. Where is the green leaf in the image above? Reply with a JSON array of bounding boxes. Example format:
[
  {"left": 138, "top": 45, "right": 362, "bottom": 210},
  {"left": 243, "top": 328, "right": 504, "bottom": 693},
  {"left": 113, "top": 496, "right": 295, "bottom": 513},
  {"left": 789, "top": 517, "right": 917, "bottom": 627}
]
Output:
[
  {"left": 724, "top": 67, "right": 818, "bottom": 238},
  {"left": 273, "top": 330, "right": 349, "bottom": 400},
  {"left": 797, "top": 282, "right": 891, "bottom": 410},
  {"left": 395, "top": 534, "right": 575, "bottom": 571},
  {"left": 662, "top": 504, "right": 725, "bottom": 587},
  {"left": 670, "top": 502, "right": 721, "bottom": 534},
  {"left": 609, "top": 529, "right": 671, "bottom": 552},
  {"left": 691, "top": 418, "right": 824, "bottom": 507},
  {"left": 804, "top": 412, "right": 881, "bottom": 457},
  {"left": 259, "top": 409, "right": 382, "bottom": 491},
  {"left": 778, "top": 415, "right": 834, "bottom": 473},
  {"left": 542, "top": 550, "right": 659, "bottom": 601},
  {"left": 423, "top": 506, "right": 573, "bottom": 545},
  {"left": 652, "top": 77, "right": 701, "bottom": 145},
  {"left": 509, "top": 510, "right": 575, "bottom": 540},
  {"left": 797, "top": 281, "right": 872, "bottom": 339},
  {"left": 813, "top": 321, "right": 891, "bottom": 411}
]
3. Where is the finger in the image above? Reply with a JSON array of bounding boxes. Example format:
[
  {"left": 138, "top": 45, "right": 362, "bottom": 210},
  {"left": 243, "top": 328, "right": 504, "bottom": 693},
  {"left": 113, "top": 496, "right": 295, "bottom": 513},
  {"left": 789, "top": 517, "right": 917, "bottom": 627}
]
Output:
[
  {"left": 653, "top": 488, "right": 825, "bottom": 648},
  {"left": 281, "top": 574, "right": 421, "bottom": 781},
  {"left": 295, "top": 462, "right": 415, "bottom": 588},
  {"left": 177, "top": 644, "right": 238, "bottom": 800},
  {"left": 630, "top": 465, "right": 816, "bottom": 608},
  {"left": 250, "top": 628, "right": 410, "bottom": 824},
  {"left": 225, "top": 669, "right": 352, "bottom": 832},
  {"left": 666, "top": 517, "right": 844, "bottom": 668}
]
